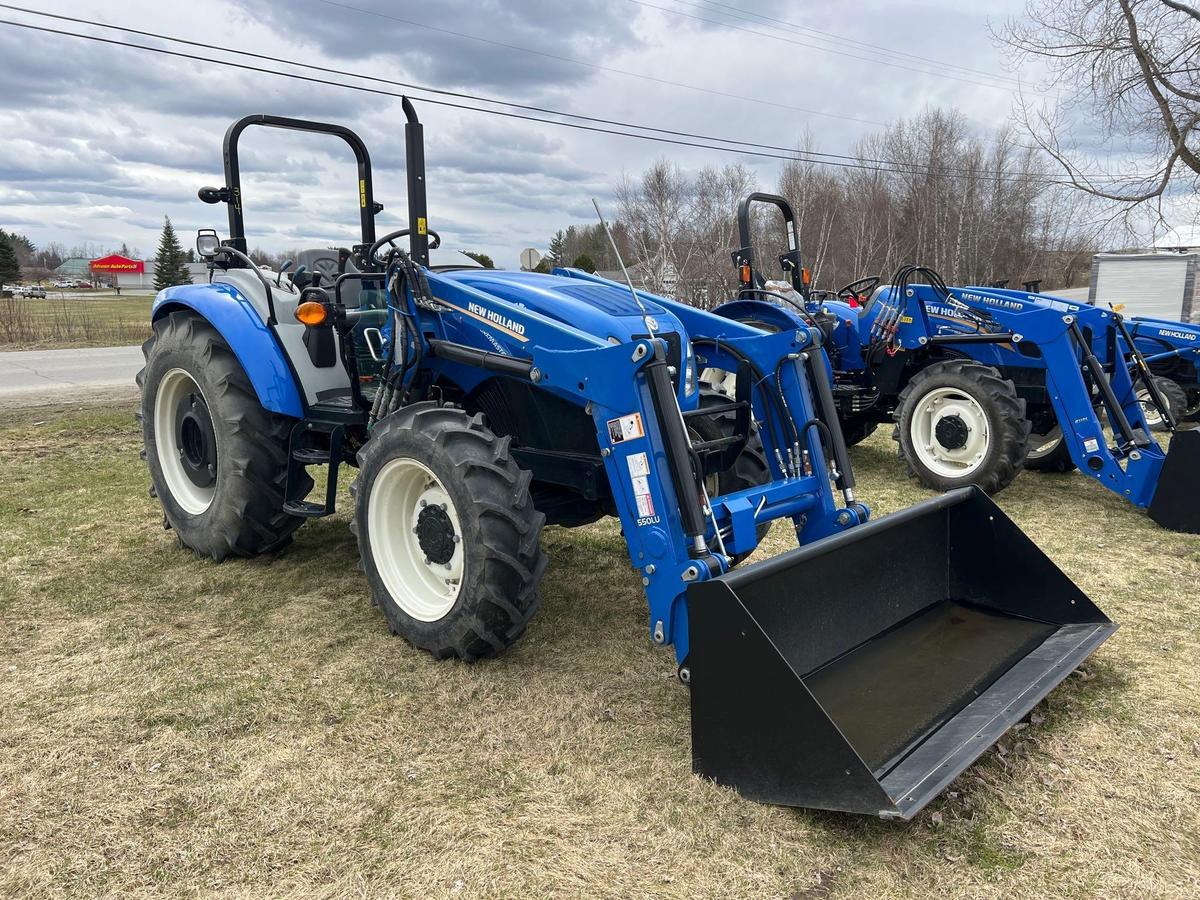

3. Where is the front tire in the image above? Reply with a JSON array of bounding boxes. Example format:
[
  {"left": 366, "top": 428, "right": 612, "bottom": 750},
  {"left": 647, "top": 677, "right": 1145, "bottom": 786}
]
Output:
[
  {"left": 138, "top": 310, "right": 312, "bottom": 560},
  {"left": 352, "top": 403, "right": 547, "bottom": 661},
  {"left": 893, "top": 359, "right": 1029, "bottom": 494},
  {"left": 840, "top": 416, "right": 878, "bottom": 447}
]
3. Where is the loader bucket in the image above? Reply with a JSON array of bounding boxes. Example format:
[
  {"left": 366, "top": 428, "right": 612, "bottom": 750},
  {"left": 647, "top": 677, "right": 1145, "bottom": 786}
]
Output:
[
  {"left": 687, "top": 487, "right": 1116, "bottom": 820},
  {"left": 1148, "top": 428, "right": 1200, "bottom": 534}
]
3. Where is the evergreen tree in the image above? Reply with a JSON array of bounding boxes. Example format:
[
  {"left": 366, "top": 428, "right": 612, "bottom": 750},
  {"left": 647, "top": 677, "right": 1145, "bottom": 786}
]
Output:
[
  {"left": 571, "top": 253, "right": 597, "bottom": 273},
  {"left": 0, "top": 232, "right": 21, "bottom": 286},
  {"left": 153, "top": 217, "right": 192, "bottom": 290},
  {"left": 547, "top": 230, "right": 567, "bottom": 266},
  {"left": 462, "top": 251, "right": 495, "bottom": 268}
]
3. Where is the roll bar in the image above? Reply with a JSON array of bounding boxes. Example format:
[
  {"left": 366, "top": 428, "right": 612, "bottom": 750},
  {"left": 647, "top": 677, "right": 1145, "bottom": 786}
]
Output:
[
  {"left": 733, "top": 192, "right": 806, "bottom": 298},
  {"left": 197, "top": 104, "right": 431, "bottom": 267}
]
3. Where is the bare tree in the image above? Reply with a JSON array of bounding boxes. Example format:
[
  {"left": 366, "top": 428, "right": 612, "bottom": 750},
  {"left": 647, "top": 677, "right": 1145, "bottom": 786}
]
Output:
[
  {"left": 995, "top": 0, "right": 1200, "bottom": 226},
  {"left": 616, "top": 160, "right": 698, "bottom": 297},
  {"left": 564, "top": 107, "right": 1097, "bottom": 306}
]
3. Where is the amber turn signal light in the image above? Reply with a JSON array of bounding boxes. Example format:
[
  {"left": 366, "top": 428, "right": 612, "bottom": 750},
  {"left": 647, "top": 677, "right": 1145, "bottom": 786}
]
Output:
[{"left": 295, "top": 301, "right": 329, "bottom": 326}]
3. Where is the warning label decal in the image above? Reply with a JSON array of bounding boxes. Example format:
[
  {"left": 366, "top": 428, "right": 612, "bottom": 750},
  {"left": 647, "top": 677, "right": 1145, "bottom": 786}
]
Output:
[
  {"left": 626, "top": 451, "right": 655, "bottom": 520},
  {"left": 607, "top": 412, "right": 645, "bottom": 444}
]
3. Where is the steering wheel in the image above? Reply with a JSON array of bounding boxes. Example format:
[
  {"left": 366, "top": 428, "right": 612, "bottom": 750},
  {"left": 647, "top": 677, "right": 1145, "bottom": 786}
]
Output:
[
  {"left": 368, "top": 227, "right": 442, "bottom": 264},
  {"left": 836, "top": 275, "right": 880, "bottom": 301}
]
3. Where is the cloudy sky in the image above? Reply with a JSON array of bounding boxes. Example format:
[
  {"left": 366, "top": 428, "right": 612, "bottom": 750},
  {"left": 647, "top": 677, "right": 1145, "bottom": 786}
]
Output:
[{"left": 0, "top": 0, "right": 1142, "bottom": 267}]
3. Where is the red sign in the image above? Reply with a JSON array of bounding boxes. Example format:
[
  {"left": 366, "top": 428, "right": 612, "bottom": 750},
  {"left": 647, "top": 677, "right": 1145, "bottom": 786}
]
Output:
[{"left": 90, "top": 254, "right": 145, "bottom": 274}]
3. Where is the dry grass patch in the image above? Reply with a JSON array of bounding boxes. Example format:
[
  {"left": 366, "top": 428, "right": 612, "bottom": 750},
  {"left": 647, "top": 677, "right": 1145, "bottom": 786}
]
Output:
[
  {"left": 0, "top": 296, "right": 153, "bottom": 349},
  {"left": 0, "top": 406, "right": 1197, "bottom": 898}
]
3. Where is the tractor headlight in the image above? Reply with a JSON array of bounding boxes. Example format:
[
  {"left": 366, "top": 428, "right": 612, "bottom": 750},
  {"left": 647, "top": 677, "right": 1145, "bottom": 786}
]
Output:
[{"left": 684, "top": 342, "right": 697, "bottom": 396}]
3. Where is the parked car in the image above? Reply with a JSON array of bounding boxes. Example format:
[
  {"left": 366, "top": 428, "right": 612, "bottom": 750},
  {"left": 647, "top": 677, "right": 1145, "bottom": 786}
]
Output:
[{"left": 17, "top": 285, "right": 47, "bottom": 299}]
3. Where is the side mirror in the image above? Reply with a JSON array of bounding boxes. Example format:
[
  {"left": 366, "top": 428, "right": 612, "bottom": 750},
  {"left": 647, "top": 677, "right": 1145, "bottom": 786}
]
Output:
[{"left": 196, "top": 229, "right": 221, "bottom": 258}]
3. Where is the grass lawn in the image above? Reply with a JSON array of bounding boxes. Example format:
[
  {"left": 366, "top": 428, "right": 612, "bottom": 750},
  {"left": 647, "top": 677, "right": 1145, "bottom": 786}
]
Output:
[
  {"left": 0, "top": 296, "right": 154, "bottom": 349},
  {"left": 1, "top": 406, "right": 1197, "bottom": 898}
]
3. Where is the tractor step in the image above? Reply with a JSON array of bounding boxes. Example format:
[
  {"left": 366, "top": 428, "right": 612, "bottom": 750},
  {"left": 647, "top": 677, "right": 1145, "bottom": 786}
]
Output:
[
  {"left": 282, "top": 499, "right": 333, "bottom": 518},
  {"left": 283, "top": 421, "right": 346, "bottom": 519},
  {"left": 292, "top": 446, "right": 332, "bottom": 465}
]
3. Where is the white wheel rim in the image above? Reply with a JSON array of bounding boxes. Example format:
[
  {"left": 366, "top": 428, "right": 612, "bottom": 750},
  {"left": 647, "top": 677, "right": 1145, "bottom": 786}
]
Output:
[
  {"left": 1136, "top": 387, "right": 1166, "bottom": 428},
  {"left": 368, "top": 457, "right": 464, "bottom": 622},
  {"left": 1028, "top": 427, "right": 1064, "bottom": 460},
  {"left": 154, "top": 368, "right": 216, "bottom": 515},
  {"left": 909, "top": 386, "right": 991, "bottom": 478}
]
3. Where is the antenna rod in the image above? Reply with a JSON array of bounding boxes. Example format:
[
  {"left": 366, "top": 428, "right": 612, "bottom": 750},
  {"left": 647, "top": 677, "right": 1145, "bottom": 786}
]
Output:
[{"left": 591, "top": 198, "right": 656, "bottom": 338}]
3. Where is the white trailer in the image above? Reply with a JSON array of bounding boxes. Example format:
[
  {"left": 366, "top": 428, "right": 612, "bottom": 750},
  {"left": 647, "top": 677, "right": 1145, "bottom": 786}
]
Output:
[{"left": 1088, "top": 251, "right": 1199, "bottom": 322}]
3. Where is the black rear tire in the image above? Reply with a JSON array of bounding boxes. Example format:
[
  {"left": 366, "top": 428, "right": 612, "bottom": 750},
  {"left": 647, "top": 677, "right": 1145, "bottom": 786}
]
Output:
[
  {"left": 1025, "top": 428, "right": 1077, "bottom": 474},
  {"left": 351, "top": 403, "right": 548, "bottom": 661},
  {"left": 893, "top": 359, "right": 1029, "bottom": 494},
  {"left": 138, "top": 310, "right": 312, "bottom": 560}
]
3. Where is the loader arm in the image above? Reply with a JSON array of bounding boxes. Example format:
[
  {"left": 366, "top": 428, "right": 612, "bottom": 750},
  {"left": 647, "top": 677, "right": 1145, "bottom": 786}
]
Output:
[
  {"left": 408, "top": 268, "right": 868, "bottom": 663},
  {"left": 898, "top": 284, "right": 1196, "bottom": 522}
]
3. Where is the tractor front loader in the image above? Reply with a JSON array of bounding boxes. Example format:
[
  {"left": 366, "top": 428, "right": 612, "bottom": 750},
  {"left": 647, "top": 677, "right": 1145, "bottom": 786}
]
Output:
[
  {"left": 727, "top": 193, "right": 1200, "bottom": 533},
  {"left": 137, "top": 104, "right": 1116, "bottom": 820}
]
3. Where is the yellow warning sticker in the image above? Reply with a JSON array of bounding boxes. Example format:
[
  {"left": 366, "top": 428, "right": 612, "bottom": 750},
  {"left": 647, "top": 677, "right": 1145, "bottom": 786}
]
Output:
[
  {"left": 417, "top": 217, "right": 427, "bottom": 235},
  {"left": 359, "top": 179, "right": 367, "bottom": 208}
]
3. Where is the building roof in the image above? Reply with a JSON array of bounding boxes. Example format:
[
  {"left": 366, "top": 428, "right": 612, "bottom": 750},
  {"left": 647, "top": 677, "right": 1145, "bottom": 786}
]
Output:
[{"left": 54, "top": 257, "right": 93, "bottom": 276}]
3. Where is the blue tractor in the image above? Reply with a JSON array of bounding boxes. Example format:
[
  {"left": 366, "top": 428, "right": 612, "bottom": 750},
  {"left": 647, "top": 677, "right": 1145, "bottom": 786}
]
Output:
[
  {"left": 137, "top": 104, "right": 1116, "bottom": 819},
  {"left": 1101, "top": 313, "right": 1200, "bottom": 424},
  {"left": 728, "top": 194, "right": 1200, "bottom": 533}
]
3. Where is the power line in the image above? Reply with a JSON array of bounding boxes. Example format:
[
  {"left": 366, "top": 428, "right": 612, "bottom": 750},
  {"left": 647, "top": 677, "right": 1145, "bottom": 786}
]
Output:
[
  {"left": 689, "top": 0, "right": 1024, "bottom": 86},
  {"left": 0, "top": 14, "right": 1136, "bottom": 186},
  {"left": 0, "top": 7, "right": 1083, "bottom": 184},
  {"left": 0, "top": 17, "right": 919, "bottom": 177},
  {"left": 315, "top": 0, "right": 885, "bottom": 127},
  {"left": 626, "top": 0, "right": 1031, "bottom": 92},
  {"left": 2, "top": 4, "right": 878, "bottom": 162}
]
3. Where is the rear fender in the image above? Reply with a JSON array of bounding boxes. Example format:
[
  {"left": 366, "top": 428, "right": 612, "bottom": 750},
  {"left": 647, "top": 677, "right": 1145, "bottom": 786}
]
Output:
[{"left": 152, "top": 283, "right": 304, "bottom": 418}]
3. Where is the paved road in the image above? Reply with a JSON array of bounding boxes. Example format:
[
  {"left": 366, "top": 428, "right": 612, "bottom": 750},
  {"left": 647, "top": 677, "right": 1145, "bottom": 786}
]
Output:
[{"left": 0, "top": 345, "right": 143, "bottom": 408}]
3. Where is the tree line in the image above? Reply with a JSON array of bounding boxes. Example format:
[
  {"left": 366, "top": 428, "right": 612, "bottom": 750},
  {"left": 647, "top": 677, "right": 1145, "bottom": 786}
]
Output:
[{"left": 539, "top": 108, "right": 1101, "bottom": 308}]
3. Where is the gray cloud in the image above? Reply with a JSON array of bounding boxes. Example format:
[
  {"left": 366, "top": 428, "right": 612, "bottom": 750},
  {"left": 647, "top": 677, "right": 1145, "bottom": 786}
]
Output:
[{"left": 1, "top": 0, "right": 1137, "bottom": 267}]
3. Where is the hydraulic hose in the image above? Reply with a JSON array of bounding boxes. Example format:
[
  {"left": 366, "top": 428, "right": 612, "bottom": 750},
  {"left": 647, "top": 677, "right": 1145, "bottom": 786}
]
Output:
[{"left": 801, "top": 351, "right": 856, "bottom": 499}]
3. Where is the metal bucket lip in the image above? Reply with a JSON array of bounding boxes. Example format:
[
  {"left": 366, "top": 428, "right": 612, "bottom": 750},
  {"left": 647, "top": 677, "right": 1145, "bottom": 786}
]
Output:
[{"left": 881, "top": 619, "right": 1118, "bottom": 819}]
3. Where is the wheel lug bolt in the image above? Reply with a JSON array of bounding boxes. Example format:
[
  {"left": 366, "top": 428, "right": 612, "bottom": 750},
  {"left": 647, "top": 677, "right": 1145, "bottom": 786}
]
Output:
[
  {"left": 452, "top": 535, "right": 460, "bottom": 543},
  {"left": 423, "top": 557, "right": 430, "bottom": 566},
  {"left": 419, "top": 499, "right": 427, "bottom": 507}
]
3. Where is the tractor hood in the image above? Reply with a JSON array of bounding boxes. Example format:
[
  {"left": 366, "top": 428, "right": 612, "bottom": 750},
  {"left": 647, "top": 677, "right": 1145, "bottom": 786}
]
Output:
[{"left": 436, "top": 269, "right": 681, "bottom": 342}]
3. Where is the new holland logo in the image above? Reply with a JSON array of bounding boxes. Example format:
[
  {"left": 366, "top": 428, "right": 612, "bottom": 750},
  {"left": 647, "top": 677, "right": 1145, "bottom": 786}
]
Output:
[
  {"left": 1157, "top": 329, "right": 1197, "bottom": 341},
  {"left": 467, "top": 301, "right": 526, "bottom": 336}
]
